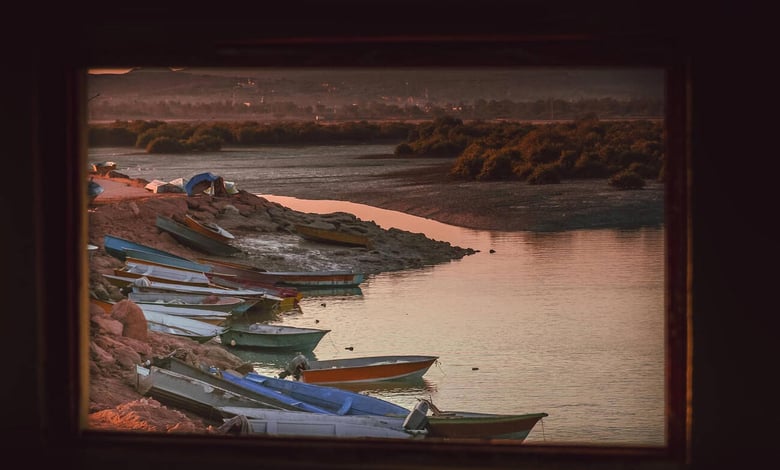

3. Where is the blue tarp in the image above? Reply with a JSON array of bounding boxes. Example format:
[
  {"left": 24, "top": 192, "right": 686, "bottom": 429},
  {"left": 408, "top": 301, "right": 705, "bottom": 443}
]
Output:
[{"left": 184, "top": 172, "right": 222, "bottom": 196}]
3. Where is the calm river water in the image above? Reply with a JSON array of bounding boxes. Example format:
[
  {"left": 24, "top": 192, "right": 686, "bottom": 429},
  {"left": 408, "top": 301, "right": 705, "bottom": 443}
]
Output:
[{"left": 89, "top": 145, "right": 665, "bottom": 446}]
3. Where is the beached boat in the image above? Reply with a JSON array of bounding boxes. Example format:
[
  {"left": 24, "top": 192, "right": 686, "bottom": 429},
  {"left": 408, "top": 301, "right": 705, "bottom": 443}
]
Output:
[
  {"left": 183, "top": 214, "right": 235, "bottom": 243},
  {"left": 124, "top": 248, "right": 215, "bottom": 273},
  {"left": 294, "top": 224, "right": 372, "bottom": 248},
  {"left": 90, "top": 161, "right": 116, "bottom": 174},
  {"left": 206, "top": 274, "right": 302, "bottom": 310},
  {"left": 281, "top": 354, "right": 439, "bottom": 385},
  {"left": 103, "top": 234, "right": 191, "bottom": 263},
  {"left": 141, "top": 309, "right": 224, "bottom": 343},
  {"left": 156, "top": 215, "right": 241, "bottom": 256},
  {"left": 200, "top": 257, "right": 365, "bottom": 289},
  {"left": 87, "top": 178, "right": 104, "bottom": 204},
  {"left": 136, "top": 302, "right": 232, "bottom": 325},
  {"left": 228, "top": 370, "right": 410, "bottom": 418},
  {"left": 184, "top": 172, "right": 230, "bottom": 196},
  {"left": 149, "top": 355, "right": 323, "bottom": 414},
  {"left": 219, "top": 323, "right": 331, "bottom": 351},
  {"left": 136, "top": 361, "right": 290, "bottom": 422},
  {"left": 217, "top": 412, "right": 423, "bottom": 439},
  {"left": 103, "top": 274, "right": 282, "bottom": 313},
  {"left": 115, "top": 261, "right": 212, "bottom": 287},
  {"left": 418, "top": 399, "right": 548, "bottom": 441},
  {"left": 89, "top": 296, "right": 114, "bottom": 314},
  {"left": 127, "top": 291, "right": 251, "bottom": 314}
]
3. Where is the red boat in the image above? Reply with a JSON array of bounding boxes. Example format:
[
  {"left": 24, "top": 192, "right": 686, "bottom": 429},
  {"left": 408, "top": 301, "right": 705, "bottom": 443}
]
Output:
[{"left": 281, "top": 354, "right": 439, "bottom": 385}]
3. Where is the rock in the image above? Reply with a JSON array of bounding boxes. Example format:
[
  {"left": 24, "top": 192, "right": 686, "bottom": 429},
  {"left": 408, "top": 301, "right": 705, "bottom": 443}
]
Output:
[{"left": 111, "top": 300, "right": 148, "bottom": 341}]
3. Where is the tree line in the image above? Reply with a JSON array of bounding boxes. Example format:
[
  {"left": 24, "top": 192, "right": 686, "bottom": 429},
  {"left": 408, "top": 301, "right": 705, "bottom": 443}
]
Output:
[{"left": 89, "top": 116, "right": 663, "bottom": 190}]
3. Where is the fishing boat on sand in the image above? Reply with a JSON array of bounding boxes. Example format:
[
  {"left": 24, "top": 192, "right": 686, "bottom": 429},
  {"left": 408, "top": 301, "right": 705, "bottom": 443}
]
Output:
[
  {"left": 294, "top": 224, "right": 372, "bottom": 248},
  {"left": 156, "top": 215, "right": 241, "bottom": 256},
  {"left": 127, "top": 291, "right": 252, "bottom": 314},
  {"left": 183, "top": 214, "right": 235, "bottom": 243},
  {"left": 103, "top": 234, "right": 191, "bottom": 263},
  {"left": 225, "top": 370, "right": 411, "bottom": 418},
  {"left": 141, "top": 309, "right": 225, "bottom": 343},
  {"left": 217, "top": 411, "right": 424, "bottom": 439}
]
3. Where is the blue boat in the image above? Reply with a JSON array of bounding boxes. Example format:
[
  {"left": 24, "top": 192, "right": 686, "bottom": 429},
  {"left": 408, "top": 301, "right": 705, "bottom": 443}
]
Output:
[
  {"left": 233, "top": 370, "right": 411, "bottom": 418},
  {"left": 103, "top": 234, "right": 191, "bottom": 262},
  {"left": 87, "top": 178, "right": 104, "bottom": 203}
]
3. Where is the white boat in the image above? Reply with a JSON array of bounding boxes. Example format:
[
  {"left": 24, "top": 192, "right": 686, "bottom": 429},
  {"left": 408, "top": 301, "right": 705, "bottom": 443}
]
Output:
[
  {"left": 141, "top": 309, "right": 224, "bottom": 343},
  {"left": 117, "top": 261, "right": 212, "bottom": 287},
  {"left": 217, "top": 411, "right": 424, "bottom": 439},
  {"left": 127, "top": 291, "right": 251, "bottom": 314},
  {"left": 136, "top": 303, "right": 232, "bottom": 325}
]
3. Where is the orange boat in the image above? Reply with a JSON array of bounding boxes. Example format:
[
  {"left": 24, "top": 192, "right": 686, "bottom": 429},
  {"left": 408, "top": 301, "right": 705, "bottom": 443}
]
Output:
[{"left": 281, "top": 354, "right": 439, "bottom": 385}]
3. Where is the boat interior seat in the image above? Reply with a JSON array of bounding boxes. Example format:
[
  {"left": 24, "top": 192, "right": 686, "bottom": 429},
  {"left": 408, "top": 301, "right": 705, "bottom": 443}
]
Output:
[{"left": 336, "top": 397, "right": 353, "bottom": 415}]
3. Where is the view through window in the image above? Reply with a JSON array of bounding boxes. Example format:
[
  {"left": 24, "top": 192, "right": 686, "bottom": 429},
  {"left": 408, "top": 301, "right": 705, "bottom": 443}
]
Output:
[{"left": 85, "top": 66, "right": 672, "bottom": 448}]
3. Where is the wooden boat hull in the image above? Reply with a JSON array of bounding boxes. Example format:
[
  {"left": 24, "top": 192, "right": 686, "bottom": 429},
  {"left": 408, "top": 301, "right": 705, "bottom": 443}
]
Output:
[
  {"left": 294, "top": 224, "right": 372, "bottom": 248},
  {"left": 184, "top": 214, "right": 235, "bottom": 243},
  {"left": 156, "top": 215, "right": 241, "bottom": 256},
  {"left": 219, "top": 324, "right": 330, "bottom": 351},
  {"left": 241, "top": 371, "right": 410, "bottom": 417},
  {"left": 300, "top": 355, "right": 439, "bottom": 384},
  {"left": 127, "top": 291, "right": 247, "bottom": 314},
  {"left": 425, "top": 411, "right": 548, "bottom": 441}
]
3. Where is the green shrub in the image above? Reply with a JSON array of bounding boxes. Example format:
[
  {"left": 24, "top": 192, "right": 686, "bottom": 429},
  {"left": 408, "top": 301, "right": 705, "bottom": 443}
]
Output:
[
  {"left": 609, "top": 170, "right": 646, "bottom": 189},
  {"left": 146, "top": 136, "right": 186, "bottom": 153},
  {"left": 527, "top": 163, "right": 561, "bottom": 184}
]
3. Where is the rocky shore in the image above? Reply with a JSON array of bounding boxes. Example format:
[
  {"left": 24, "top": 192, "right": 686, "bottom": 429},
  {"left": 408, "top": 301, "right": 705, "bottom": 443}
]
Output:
[
  {"left": 87, "top": 169, "right": 663, "bottom": 433},
  {"left": 87, "top": 180, "right": 476, "bottom": 433}
]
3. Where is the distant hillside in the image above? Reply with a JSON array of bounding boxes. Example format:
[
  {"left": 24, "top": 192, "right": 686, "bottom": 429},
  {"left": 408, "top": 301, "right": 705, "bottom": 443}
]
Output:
[
  {"left": 90, "top": 67, "right": 662, "bottom": 103},
  {"left": 87, "top": 67, "right": 664, "bottom": 122}
]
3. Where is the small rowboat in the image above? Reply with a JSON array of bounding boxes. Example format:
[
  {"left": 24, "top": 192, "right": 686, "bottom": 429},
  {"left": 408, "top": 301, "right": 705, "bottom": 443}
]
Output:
[
  {"left": 156, "top": 215, "right": 241, "bottom": 257},
  {"left": 219, "top": 323, "right": 331, "bottom": 351},
  {"left": 116, "top": 261, "right": 212, "bottom": 287},
  {"left": 294, "top": 224, "right": 372, "bottom": 248},
  {"left": 418, "top": 399, "right": 548, "bottom": 441},
  {"left": 217, "top": 412, "right": 423, "bottom": 439},
  {"left": 127, "top": 291, "right": 250, "bottom": 314},
  {"left": 184, "top": 214, "right": 235, "bottom": 243},
  {"left": 282, "top": 354, "right": 439, "bottom": 385},
  {"left": 141, "top": 309, "right": 224, "bottom": 343}
]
